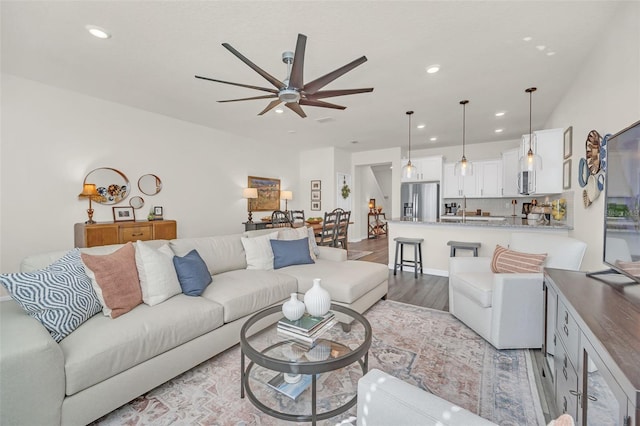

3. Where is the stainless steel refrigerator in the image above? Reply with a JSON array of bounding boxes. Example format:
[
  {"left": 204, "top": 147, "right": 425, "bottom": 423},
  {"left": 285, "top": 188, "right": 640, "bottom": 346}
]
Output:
[{"left": 401, "top": 182, "right": 440, "bottom": 221}]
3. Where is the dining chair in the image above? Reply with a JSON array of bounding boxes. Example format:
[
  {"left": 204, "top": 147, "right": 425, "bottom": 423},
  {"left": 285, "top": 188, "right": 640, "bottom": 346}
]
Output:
[
  {"left": 316, "top": 211, "right": 340, "bottom": 246},
  {"left": 271, "top": 210, "right": 293, "bottom": 228},
  {"left": 334, "top": 210, "right": 351, "bottom": 250},
  {"left": 290, "top": 210, "right": 305, "bottom": 224}
]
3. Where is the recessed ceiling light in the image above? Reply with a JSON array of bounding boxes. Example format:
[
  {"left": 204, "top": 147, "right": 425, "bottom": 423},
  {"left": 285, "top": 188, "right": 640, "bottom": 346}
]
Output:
[
  {"left": 546, "top": 51, "right": 556, "bottom": 56},
  {"left": 495, "top": 128, "right": 504, "bottom": 133},
  {"left": 536, "top": 45, "right": 546, "bottom": 51},
  {"left": 275, "top": 108, "right": 284, "bottom": 114},
  {"left": 426, "top": 64, "right": 440, "bottom": 74},
  {"left": 417, "top": 124, "right": 425, "bottom": 129},
  {"left": 86, "top": 25, "right": 111, "bottom": 39},
  {"left": 523, "top": 36, "right": 532, "bottom": 42},
  {"left": 430, "top": 137, "right": 437, "bottom": 142},
  {"left": 495, "top": 111, "right": 505, "bottom": 117}
]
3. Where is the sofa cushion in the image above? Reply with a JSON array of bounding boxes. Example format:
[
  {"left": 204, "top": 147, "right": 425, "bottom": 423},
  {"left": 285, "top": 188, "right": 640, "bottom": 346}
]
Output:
[
  {"left": 200, "top": 269, "right": 297, "bottom": 322},
  {"left": 135, "top": 241, "right": 181, "bottom": 306},
  {"left": 60, "top": 294, "right": 224, "bottom": 395},
  {"left": 490, "top": 245, "right": 547, "bottom": 273},
  {"left": 81, "top": 242, "right": 142, "bottom": 319},
  {"left": 281, "top": 259, "right": 388, "bottom": 304},
  {"left": 170, "top": 235, "right": 246, "bottom": 275},
  {"left": 450, "top": 272, "right": 495, "bottom": 308},
  {"left": 173, "top": 249, "right": 212, "bottom": 296},
  {"left": 271, "top": 238, "right": 315, "bottom": 269},
  {"left": 241, "top": 231, "right": 278, "bottom": 270},
  {"left": 0, "top": 249, "right": 102, "bottom": 342}
]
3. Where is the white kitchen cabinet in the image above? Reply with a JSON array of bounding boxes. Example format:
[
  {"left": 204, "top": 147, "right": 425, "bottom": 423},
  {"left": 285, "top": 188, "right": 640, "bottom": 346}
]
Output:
[
  {"left": 502, "top": 148, "right": 520, "bottom": 197},
  {"left": 521, "top": 128, "right": 564, "bottom": 194},
  {"left": 475, "top": 160, "right": 502, "bottom": 197},
  {"left": 443, "top": 163, "right": 477, "bottom": 197},
  {"left": 401, "top": 156, "right": 443, "bottom": 182}
]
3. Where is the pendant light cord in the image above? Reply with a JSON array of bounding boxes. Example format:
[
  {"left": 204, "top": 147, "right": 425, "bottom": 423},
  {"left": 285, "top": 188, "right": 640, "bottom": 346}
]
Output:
[
  {"left": 460, "top": 100, "right": 469, "bottom": 159},
  {"left": 406, "top": 111, "right": 414, "bottom": 163},
  {"left": 526, "top": 87, "right": 537, "bottom": 153}
]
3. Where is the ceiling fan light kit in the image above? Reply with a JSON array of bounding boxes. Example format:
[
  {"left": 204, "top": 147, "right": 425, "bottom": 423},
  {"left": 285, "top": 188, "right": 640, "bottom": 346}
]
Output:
[
  {"left": 195, "top": 33, "right": 373, "bottom": 118},
  {"left": 401, "top": 111, "right": 416, "bottom": 180},
  {"left": 454, "top": 100, "right": 473, "bottom": 177}
]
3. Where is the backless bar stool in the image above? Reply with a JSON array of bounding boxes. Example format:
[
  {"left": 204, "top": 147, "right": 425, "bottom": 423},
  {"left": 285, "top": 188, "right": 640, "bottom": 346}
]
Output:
[
  {"left": 393, "top": 237, "right": 424, "bottom": 278},
  {"left": 447, "top": 240, "right": 481, "bottom": 257}
]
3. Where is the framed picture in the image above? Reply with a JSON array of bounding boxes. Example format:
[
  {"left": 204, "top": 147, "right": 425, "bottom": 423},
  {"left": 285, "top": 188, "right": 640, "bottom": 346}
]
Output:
[
  {"left": 563, "top": 159, "right": 572, "bottom": 189},
  {"left": 564, "top": 126, "right": 573, "bottom": 159},
  {"left": 113, "top": 206, "right": 135, "bottom": 222},
  {"left": 311, "top": 190, "right": 321, "bottom": 201},
  {"left": 311, "top": 200, "right": 321, "bottom": 211},
  {"left": 311, "top": 180, "right": 321, "bottom": 191},
  {"left": 153, "top": 206, "right": 164, "bottom": 217},
  {"left": 248, "top": 176, "right": 280, "bottom": 211}
]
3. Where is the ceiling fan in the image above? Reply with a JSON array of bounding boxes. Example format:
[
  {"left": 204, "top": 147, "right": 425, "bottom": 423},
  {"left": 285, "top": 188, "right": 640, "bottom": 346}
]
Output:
[{"left": 195, "top": 33, "right": 373, "bottom": 118}]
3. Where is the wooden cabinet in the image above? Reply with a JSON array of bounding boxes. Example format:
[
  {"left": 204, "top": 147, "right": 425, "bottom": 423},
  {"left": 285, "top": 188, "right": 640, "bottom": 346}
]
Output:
[
  {"left": 74, "top": 220, "right": 177, "bottom": 248},
  {"left": 544, "top": 269, "right": 639, "bottom": 425}
]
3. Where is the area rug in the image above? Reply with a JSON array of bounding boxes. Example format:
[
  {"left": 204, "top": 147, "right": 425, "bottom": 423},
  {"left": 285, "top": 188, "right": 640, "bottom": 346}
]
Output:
[
  {"left": 93, "top": 300, "right": 544, "bottom": 426},
  {"left": 347, "top": 250, "right": 373, "bottom": 261}
]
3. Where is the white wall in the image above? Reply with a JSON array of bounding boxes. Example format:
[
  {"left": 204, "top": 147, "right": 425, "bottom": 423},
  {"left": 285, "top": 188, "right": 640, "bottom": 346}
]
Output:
[
  {"left": 0, "top": 74, "right": 300, "bottom": 275},
  {"left": 411, "top": 138, "right": 521, "bottom": 164},
  {"left": 545, "top": 2, "right": 640, "bottom": 272}
]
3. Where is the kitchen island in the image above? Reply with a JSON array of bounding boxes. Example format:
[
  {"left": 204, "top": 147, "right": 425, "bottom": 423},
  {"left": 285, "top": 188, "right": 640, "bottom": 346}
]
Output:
[{"left": 387, "top": 217, "right": 572, "bottom": 276}]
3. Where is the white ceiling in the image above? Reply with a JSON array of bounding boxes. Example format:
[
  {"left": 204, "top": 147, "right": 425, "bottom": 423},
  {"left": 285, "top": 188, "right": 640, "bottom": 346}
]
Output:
[{"left": 1, "top": 1, "right": 623, "bottom": 153}]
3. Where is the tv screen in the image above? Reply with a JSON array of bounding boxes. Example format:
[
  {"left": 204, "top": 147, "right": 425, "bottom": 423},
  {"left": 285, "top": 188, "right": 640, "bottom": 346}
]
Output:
[{"left": 603, "top": 120, "right": 640, "bottom": 283}]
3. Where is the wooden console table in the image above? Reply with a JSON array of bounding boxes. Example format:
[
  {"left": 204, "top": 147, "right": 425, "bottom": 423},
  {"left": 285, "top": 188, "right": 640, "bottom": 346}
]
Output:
[
  {"left": 543, "top": 269, "right": 639, "bottom": 425},
  {"left": 367, "top": 212, "right": 387, "bottom": 238},
  {"left": 74, "top": 220, "right": 177, "bottom": 248}
]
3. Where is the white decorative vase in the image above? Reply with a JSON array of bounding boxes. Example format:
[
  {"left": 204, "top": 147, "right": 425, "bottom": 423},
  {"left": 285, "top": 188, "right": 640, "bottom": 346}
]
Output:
[
  {"left": 304, "top": 278, "right": 331, "bottom": 317},
  {"left": 282, "top": 293, "right": 305, "bottom": 321}
]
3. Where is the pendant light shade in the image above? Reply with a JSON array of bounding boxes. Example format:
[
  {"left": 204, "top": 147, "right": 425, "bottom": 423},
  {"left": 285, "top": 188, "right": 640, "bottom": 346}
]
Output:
[
  {"left": 401, "top": 111, "right": 416, "bottom": 180},
  {"left": 454, "top": 100, "right": 473, "bottom": 176},
  {"left": 519, "top": 87, "right": 542, "bottom": 173}
]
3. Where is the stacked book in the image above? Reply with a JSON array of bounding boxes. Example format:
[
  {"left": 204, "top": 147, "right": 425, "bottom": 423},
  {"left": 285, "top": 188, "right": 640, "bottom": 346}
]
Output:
[{"left": 277, "top": 311, "right": 336, "bottom": 346}]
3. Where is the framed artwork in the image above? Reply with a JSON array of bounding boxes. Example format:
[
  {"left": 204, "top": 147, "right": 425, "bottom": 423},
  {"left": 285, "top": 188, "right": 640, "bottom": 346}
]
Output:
[
  {"left": 311, "top": 180, "right": 321, "bottom": 190},
  {"left": 153, "top": 206, "right": 164, "bottom": 217},
  {"left": 113, "top": 206, "right": 135, "bottom": 222},
  {"left": 311, "top": 201, "right": 321, "bottom": 211},
  {"left": 563, "top": 159, "right": 572, "bottom": 190},
  {"left": 311, "top": 190, "right": 321, "bottom": 201},
  {"left": 564, "top": 126, "right": 573, "bottom": 159},
  {"left": 248, "top": 176, "right": 280, "bottom": 211}
]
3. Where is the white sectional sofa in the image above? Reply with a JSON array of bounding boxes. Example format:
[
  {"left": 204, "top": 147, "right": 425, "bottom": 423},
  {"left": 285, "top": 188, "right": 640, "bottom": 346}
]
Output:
[{"left": 0, "top": 229, "right": 388, "bottom": 426}]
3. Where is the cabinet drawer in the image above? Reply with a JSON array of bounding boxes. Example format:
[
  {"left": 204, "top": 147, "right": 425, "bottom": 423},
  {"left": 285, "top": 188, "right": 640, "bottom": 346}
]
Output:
[
  {"left": 119, "top": 224, "right": 153, "bottom": 243},
  {"left": 556, "top": 300, "right": 580, "bottom": 368},
  {"left": 555, "top": 343, "right": 579, "bottom": 419}
]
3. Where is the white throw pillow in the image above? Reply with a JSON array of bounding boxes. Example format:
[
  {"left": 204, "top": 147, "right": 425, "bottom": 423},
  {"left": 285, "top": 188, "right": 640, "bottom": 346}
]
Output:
[
  {"left": 277, "top": 226, "right": 318, "bottom": 260},
  {"left": 241, "top": 232, "right": 279, "bottom": 270},
  {"left": 135, "top": 240, "right": 182, "bottom": 306}
]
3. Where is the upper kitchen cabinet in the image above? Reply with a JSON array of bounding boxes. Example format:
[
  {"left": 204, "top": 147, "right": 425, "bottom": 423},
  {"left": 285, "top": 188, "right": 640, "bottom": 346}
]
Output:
[
  {"left": 502, "top": 148, "right": 520, "bottom": 197},
  {"left": 401, "top": 156, "right": 443, "bottom": 182},
  {"left": 475, "top": 160, "right": 502, "bottom": 197},
  {"left": 521, "top": 128, "right": 564, "bottom": 194}
]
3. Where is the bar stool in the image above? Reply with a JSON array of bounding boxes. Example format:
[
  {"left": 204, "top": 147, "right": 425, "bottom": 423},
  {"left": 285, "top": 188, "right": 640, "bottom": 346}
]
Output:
[
  {"left": 393, "top": 237, "right": 424, "bottom": 278},
  {"left": 447, "top": 240, "right": 481, "bottom": 257}
]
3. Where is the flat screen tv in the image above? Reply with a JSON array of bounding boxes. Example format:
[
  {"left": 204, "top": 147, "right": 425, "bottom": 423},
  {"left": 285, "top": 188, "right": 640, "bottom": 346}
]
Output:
[{"left": 599, "top": 119, "right": 640, "bottom": 283}]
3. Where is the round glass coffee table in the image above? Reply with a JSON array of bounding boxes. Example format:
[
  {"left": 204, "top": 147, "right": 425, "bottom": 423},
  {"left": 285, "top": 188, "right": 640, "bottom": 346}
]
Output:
[{"left": 240, "top": 303, "right": 372, "bottom": 425}]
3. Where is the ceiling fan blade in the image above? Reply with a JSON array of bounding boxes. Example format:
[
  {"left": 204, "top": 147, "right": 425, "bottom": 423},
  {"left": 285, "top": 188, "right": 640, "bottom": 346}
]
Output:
[
  {"left": 218, "top": 94, "right": 278, "bottom": 103},
  {"left": 299, "top": 99, "right": 346, "bottom": 110},
  {"left": 307, "top": 88, "right": 374, "bottom": 100},
  {"left": 303, "top": 56, "right": 368, "bottom": 95},
  {"left": 221, "top": 43, "right": 284, "bottom": 90},
  {"left": 286, "top": 102, "right": 307, "bottom": 118},
  {"left": 258, "top": 99, "right": 283, "bottom": 115},
  {"left": 289, "top": 34, "right": 307, "bottom": 89},
  {"left": 195, "top": 75, "right": 278, "bottom": 94}
]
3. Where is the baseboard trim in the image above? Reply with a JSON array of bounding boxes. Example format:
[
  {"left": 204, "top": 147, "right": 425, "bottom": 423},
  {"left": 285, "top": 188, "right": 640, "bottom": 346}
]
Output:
[{"left": 387, "top": 263, "right": 448, "bottom": 277}]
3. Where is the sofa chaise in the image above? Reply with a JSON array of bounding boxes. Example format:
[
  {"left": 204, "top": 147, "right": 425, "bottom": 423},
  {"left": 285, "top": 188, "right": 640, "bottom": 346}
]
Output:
[{"left": 0, "top": 228, "right": 388, "bottom": 425}]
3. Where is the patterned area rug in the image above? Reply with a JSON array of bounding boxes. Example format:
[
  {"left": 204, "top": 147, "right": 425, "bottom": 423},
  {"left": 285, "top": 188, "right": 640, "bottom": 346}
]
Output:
[
  {"left": 93, "top": 300, "right": 544, "bottom": 426},
  {"left": 346, "top": 250, "right": 373, "bottom": 261}
]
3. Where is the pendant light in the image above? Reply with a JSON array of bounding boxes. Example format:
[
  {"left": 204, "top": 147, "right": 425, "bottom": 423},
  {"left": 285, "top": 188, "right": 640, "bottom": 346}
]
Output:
[
  {"left": 454, "top": 100, "right": 473, "bottom": 176},
  {"left": 401, "top": 111, "right": 416, "bottom": 180},
  {"left": 520, "top": 87, "right": 542, "bottom": 173}
]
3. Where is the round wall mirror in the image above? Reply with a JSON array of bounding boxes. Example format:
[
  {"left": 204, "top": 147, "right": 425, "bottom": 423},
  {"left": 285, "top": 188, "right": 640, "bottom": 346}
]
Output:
[
  {"left": 138, "top": 174, "right": 162, "bottom": 196},
  {"left": 129, "top": 196, "right": 144, "bottom": 209},
  {"left": 83, "top": 167, "right": 130, "bottom": 205}
]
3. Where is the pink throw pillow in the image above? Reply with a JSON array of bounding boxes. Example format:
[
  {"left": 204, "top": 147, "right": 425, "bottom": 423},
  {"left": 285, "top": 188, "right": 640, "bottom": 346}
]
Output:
[{"left": 490, "top": 244, "right": 547, "bottom": 273}]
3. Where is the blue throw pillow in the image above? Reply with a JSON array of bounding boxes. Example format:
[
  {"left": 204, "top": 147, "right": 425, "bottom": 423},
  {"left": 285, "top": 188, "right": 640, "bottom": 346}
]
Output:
[
  {"left": 270, "top": 238, "right": 315, "bottom": 269},
  {"left": 172, "top": 249, "right": 212, "bottom": 296},
  {"left": 0, "top": 249, "right": 102, "bottom": 342}
]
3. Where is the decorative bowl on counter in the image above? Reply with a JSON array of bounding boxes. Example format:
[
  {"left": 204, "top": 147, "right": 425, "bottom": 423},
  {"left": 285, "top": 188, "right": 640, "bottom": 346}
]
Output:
[{"left": 306, "top": 218, "right": 323, "bottom": 225}]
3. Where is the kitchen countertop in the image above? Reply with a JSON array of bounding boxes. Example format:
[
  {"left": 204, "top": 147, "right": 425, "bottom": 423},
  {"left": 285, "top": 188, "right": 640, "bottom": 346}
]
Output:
[{"left": 389, "top": 216, "right": 572, "bottom": 230}]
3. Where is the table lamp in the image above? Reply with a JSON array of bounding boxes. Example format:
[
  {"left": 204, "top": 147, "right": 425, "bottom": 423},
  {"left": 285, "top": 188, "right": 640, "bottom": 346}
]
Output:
[
  {"left": 368, "top": 199, "right": 376, "bottom": 213},
  {"left": 243, "top": 188, "right": 258, "bottom": 223},
  {"left": 280, "top": 190, "right": 292, "bottom": 212},
  {"left": 78, "top": 183, "right": 99, "bottom": 224}
]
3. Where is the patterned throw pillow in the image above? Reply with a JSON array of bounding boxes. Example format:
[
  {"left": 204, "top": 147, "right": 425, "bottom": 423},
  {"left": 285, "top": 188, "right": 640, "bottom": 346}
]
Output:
[
  {"left": 491, "top": 245, "right": 547, "bottom": 273},
  {"left": 0, "top": 249, "right": 102, "bottom": 342}
]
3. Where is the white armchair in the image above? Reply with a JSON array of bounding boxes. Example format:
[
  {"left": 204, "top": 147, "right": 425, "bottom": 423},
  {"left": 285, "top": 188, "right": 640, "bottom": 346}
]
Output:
[{"left": 448, "top": 232, "right": 587, "bottom": 350}]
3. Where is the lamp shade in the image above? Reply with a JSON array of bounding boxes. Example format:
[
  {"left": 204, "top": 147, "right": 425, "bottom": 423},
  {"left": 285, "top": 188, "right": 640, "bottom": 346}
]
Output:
[
  {"left": 79, "top": 183, "right": 98, "bottom": 197},
  {"left": 242, "top": 188, "right": 258, "bottom": 199},
  {"left": 280, "top": 190, "right": 293, "bottom": 201}
]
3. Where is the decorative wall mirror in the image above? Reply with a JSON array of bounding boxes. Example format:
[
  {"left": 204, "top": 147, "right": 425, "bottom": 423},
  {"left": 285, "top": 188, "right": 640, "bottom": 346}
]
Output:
[
  {"left": 83, "top": 167, "right": 130, "bottom": 205},
  {"left": 138, "top": 174, "right": 162, "bottom": 196},
  {"left": 129, "top": 196, "right": 144, "bottom": 209}
]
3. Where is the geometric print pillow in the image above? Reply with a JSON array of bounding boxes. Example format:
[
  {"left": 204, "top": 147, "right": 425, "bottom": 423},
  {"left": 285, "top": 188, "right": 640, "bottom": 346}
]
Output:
[{"left": 0, "top": 248, "right": 101, "bottom": 342}]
